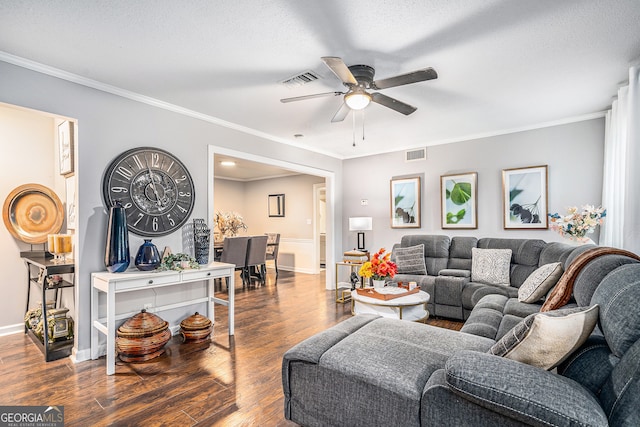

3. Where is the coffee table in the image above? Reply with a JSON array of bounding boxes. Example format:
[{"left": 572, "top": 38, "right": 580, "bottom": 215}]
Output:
[{"left": 351, "top": 289, "right": 430, "bottom": 322}]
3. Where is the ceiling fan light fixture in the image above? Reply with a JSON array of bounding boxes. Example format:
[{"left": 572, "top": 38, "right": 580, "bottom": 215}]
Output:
[{"left": 344, "top": 90, "right": 371, "bottom": 110}]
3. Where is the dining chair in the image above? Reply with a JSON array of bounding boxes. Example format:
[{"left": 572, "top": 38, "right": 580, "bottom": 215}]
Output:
[
  {"left": 265, "top": 233, "right": 280, "bottom": 278},
  {"left": 245, "top": 235, "right": 268, "bottom": 285},
  {"left": 219, "top": 236, "right": 250, "bottom": 288}
]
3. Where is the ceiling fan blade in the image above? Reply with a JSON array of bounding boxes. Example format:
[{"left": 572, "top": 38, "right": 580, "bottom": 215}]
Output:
[
  {"left": 370, "top": 92, "right": 417, "bottom": 115},
  {"left": 280, "top": 91, "right": 344, "bottom": 103},
  {"left": 321, "top": 57, "right": 358, "bottom": 86},
  {"left": 331, "top": 102, "right": 351, "bottom": 122},
  {"left": 373, "top": 67, "right": 437, "bottom": 90}
]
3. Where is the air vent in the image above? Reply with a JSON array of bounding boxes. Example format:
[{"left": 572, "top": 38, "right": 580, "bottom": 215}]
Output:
[
  {"left": 279, "top": 70, "right": 321, "bottom": 88},
  {"left": 405, "top": 148, "right": 427, "bottom": 162}
]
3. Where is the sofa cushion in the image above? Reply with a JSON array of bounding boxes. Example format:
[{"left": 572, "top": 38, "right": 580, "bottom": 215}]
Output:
[
  {"left": 489, "top": 305, "right": 599, "bottom": 370},
  {"left": 517, "top": 262, "right": 563, "bottom": 303},
  {"left": 599, "top": 338, "right": 640, "bottom": 426},
  {"left": 591, "top": 263, "right": 640, "bottom": 357},
  {"left": 471, "top": 248, "right": 511, "bottom": 285},
  {"left": 443, "top": 350, "right": 609, "bottom": 426},
  {"left": 400, "top": 235, "right": 450, "bottom": 276},
  {"left": 394, "top": 244, "right": 427, "bottom": 275},
  {"left": 558, "top": 334, "right": 618, "bottom": 397}
]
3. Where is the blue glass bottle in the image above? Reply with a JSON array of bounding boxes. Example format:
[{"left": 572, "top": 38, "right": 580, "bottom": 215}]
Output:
[
  {"left": 135, "top": 239, "right": 161, "bottom": 271},
  {"left": 105, "top": 201, "right": 130, "bottom": 272}
]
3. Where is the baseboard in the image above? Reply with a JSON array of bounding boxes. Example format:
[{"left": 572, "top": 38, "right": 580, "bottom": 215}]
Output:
[
  {"left": 0, "top": 323, "right": 23, "bottom": 337},
  {"left": 71, "top": 347, "right": 91, "bottom": 363}
]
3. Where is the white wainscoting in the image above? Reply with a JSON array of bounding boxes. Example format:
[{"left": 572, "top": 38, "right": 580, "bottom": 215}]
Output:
[{"left": 276, "top": 238, "right": 318, "bottom": 274}]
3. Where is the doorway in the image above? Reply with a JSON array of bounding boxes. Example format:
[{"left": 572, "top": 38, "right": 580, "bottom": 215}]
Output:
[{"left": 207, "top": 145, "right": 335, "bottom": 289}]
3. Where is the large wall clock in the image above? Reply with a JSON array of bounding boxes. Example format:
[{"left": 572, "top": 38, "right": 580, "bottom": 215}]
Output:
[{"left": 102, "top": 147, "right": 195, "bottom": 237}]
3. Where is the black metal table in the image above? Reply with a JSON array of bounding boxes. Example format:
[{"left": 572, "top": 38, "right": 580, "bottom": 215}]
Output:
[{"left": 23, "top": 256, "right": 75, "bottom": 361}]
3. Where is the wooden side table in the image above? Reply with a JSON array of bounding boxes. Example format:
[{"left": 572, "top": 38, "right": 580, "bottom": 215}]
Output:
[{"left": 335, "top": 261, "right": 363, "bottom": 303}]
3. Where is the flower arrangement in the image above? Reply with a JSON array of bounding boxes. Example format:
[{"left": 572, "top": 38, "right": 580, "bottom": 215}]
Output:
[
  {"left": 358, "top": 248, "right": 398, "bottom": 281},
  {"left": 548, "top": 205, "right": 606, "bottom": 242},
  {"left": 159, "top": 252, "right": 200, "bottom": 271},
  {"left": 214, "top": 211, "right": 248, "bottom": 237}
]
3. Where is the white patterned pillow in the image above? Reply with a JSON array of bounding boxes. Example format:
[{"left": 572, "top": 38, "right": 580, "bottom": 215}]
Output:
[
  {"left": 394, "top": 244, "right": 427, "bottom": 275},
  {"left": 489, "top": 305, "right": 599, "bottom": 370},
  {"left": 518, "top": 262, "right": 564, "bottom": 303},
  {"left": 471, "top": 248, "right": 512, "bottom": 286}
]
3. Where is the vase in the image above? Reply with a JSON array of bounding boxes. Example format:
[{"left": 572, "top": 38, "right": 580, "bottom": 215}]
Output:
[
  {"left": 105, "top": 201, "right": 130, "bottom": 273},
  {"left": 372, "top": 279, "right": 386, "bottom": 289},
  {"left": 193, "top": 219, "right": 210, "bottom": 265},
  {"left": 564, "top": 236, "right": 596, "bottom": 246},
  {"left": 135, "top": 239, "right": 161, "bottom": 271}
]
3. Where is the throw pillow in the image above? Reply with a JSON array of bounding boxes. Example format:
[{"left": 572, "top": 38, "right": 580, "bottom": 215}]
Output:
[
  {"left": 489, "top": 305, "right": 599, "bottom": 370},
  {"left": 394, "top": 244, "right": 427, "bottom": 275},
  {"left": 518, "top": 262, "right": 564, "bottom": 303},
  {"left": 471, "top": 248, "right": 512, "bottom": 285}
]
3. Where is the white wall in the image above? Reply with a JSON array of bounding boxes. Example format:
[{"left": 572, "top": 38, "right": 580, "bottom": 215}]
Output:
[
  {"left": 0, "top": 60, "right": 344, "bottom": 360},
  {"left": 214, "top": 174, "right": 325, "bottom": 272},
  {"left": 342, "top": 118, "right": 605, "bottom": 251}
]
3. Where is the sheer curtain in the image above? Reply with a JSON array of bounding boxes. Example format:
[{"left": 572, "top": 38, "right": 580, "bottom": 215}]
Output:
[{"left": 601, "top": 61, "right": 640, "bottom": 253}]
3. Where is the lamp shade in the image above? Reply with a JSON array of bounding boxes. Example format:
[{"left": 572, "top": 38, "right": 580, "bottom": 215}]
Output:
[
  {"left": 344, "top": 90, "right": 371, "bottom": 110},
  {"left": 349, "top": 217, "right": 372, "bottom": 231}
]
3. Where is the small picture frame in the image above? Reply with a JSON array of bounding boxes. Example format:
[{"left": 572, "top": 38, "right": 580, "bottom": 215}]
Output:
[
  {"left": 390, "top": 177, "right": 421, "bottom": 228},
  {"left": 268, "top": 194, "right": 285, "bottom": 217},
  {"left": 58, "top": 120, "right": 74, "bottom": 176},
  {"left": 502, "top": 165, "right": 548, "bottom": 229},
  {"left": 441, "top": 172, "right": 477, "bottom": 229}
]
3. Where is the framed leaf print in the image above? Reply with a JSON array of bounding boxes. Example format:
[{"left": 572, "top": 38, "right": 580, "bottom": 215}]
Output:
[
  {"left": 390, "top": 177, "right": 421, "bottom": 228},
  {"left": 502, "top": 165, "right": 548, "bottom": 229},
  {"left": 441, "top": 172, "right": 477, "bottom": 229}
]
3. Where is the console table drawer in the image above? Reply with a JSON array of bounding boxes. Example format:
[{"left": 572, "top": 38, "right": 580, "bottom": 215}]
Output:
[
  {"left": 181, "top": 268, "right": 229, "bottom": 281},
  {"left": 104, "top": 272, "right": 181, "bottom": 291}
]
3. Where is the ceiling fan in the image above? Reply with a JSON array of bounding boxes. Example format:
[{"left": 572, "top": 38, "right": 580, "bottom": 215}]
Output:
[{"left": 280, "top": 57, "right": 437, "bottom": 122}]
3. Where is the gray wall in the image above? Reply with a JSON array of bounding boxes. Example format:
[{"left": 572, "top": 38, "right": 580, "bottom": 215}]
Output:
[
  {"left": 0, "top": 60, "right": 343, "bottom": 359},
  {"left": 342, "top": 118, "right": 605, "bottom": 251}
]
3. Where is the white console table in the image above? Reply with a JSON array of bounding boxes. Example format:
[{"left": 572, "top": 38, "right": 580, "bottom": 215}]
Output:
[{"left": 91, "top": 262, "right": 235, "bottom": 375}]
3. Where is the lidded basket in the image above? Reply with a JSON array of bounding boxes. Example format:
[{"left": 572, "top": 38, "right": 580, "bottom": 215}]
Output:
[
  {"left": 179, "top": 312, "right": 212, "bottom": 343},
  {"left": 116, "top": 309, "right": 171, "bottom": 362}
]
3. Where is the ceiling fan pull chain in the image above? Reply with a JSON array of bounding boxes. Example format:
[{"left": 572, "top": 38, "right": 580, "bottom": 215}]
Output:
[
  {"left": 352, "top": 111, "right": 356, "bottom": 147},
  {"left": 362, "top": 110, "right": 365, "bottom": 143}
]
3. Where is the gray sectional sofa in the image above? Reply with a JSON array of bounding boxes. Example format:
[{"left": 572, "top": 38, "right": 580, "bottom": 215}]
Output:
[
  {"left": 390, "top": 235, "right": 593, "bottom": 320},
  {"left": 282, "top": 236, "right": 640, "bottom": 426}
]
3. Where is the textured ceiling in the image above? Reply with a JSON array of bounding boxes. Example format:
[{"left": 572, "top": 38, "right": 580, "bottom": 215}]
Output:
[{"left": 1, "top": 0, "right": 639, "bottom": 159}]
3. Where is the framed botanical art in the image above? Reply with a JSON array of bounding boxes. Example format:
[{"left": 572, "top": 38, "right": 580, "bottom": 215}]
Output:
[
  {"left": 390, "top": 177, "right": 421, "bottom": 228},
  {"left": 58, "top": 120, "right": 74, "bottom": 176},
  {"left": 441, "top": 172, "right": 477, "bottom": 229},
  {"left": 502, "top": 165, "right": 548, "bottom": 229}
]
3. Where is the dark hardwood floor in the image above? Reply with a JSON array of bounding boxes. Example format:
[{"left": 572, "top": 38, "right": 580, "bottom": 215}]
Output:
[{"left": 0, "top": 269, "right": 463, "bottom": 426}]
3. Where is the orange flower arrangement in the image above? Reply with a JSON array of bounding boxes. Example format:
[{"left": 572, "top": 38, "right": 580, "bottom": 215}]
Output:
[{"left": 358, "top": 248, "right": 398, "bottom": 280}]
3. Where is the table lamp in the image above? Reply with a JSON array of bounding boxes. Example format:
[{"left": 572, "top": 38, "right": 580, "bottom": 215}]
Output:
[{"left": 349, "top": 217, "right": 372, "bottom": 251}]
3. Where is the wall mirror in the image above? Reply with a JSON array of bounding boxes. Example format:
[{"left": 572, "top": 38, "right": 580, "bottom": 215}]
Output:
[{"left": 268, "top": 194, "right": 285, "bottom": 217}]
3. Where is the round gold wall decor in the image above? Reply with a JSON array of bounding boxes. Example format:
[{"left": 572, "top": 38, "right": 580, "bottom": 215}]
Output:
[{"left": 2, "top": 183, "right": 64, "bottom": 244}]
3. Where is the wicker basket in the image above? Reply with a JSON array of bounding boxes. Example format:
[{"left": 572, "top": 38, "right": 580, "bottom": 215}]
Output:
[
  {"left": 179, "top": 312, "right": 212, "bottom": 343},
  {"left": 116, "top": 309, "right": 171, "bottom": 362}
]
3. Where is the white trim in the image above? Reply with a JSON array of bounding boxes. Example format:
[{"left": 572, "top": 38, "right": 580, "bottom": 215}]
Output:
[
  {"left": 0, "top": 51, "right": 341, "bottom": 160},
  {"left": 1, "top": 51, "right": 607, "bottom": 162},
  {"left": 0, "top": 323, "right": 23, "bottom": 336},
  {"left": 340, "top": 111, "right": 607, "bottom": 159}
]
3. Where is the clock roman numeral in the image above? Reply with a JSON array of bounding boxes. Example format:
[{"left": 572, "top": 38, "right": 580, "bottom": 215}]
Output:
[
  {"left": 132, "top": 155, "right": 144, "bottom": 170},
  {"left": 116, "top": 166, "right": 134, "bottom": 180}
]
